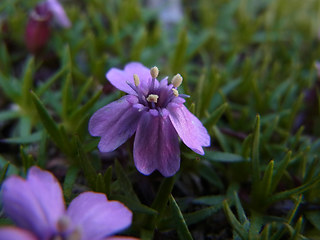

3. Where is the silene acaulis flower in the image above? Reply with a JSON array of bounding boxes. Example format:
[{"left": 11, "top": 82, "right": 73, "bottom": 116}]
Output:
[
  {"left": 25, "top": 0, "right": 71, "bottom": 53},
  {"left": 0, "top": 166, "right": 136, "bottom": 240},
  {"left": 89, "top": 62, "right": 210, "bottom": 177}
]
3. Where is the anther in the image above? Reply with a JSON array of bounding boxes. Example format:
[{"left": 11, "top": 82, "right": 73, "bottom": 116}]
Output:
[
  {"left": 172, "top": 74, "right": 183, "bottom": 88},
  {"left": 147, "top": 94, "right": 159, "bottom": 103},
  {"left": 172, "top": 88, "right": 179, "bottom": 97},
  {"left": 150, "top": 66, "right": 159, "bottom": 79},
  {"left": 133, "top": 74, "right": 140, "bottom": 86}
]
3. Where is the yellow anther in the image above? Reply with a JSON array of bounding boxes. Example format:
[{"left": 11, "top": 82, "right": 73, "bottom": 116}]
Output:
[
  {"left": 150, "top": 66, "right": 159, "bottom": 79},
  {"left": 133, "top": 74, "right": 140, "bottom": 86},
  {"left": 147, "top": 94, "right": 159, "bottom": 103},
  {"left": 172, "top": 88, "right": 179, "bottom": 97},
  {"left": 172, "top": 74, "right": 183, "bottom": 88}
]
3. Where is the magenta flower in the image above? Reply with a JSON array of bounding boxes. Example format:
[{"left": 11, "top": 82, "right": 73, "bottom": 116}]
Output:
[
  {"left": 89, "top": 62, "right": 210, "bottom": 177},
  {"left": 25, "top": 0, "right": 71, "bottom": 53},
  {"left": 0, "top": 166, "right": 135, "bottom": 240}
]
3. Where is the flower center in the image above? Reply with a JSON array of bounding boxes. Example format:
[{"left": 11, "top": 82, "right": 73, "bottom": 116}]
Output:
[
  {"left": 51, "top": 216, "right": 82, "bottom": 240},
  {"left": 127, "top": 66, "right": 189, "bottom": 111}
]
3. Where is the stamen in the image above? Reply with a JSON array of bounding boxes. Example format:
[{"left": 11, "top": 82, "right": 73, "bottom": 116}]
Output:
[
  {"left": 147, "top": 94, "right": 159, "bottom": 103},
  {"left": 172, "top": 74, "right": 183, "bottom": 88},
  {"left": 150, "top": 66, "right": 159, "bottom": 79},
  {"left": 133, "top": 74, "right": 140, "bottom": 86},
  {"left": 66, "top": 227, "right": 82, "bottom": 240},
  {"left": 172, "top": 88, "right": 179, "bottom": 97},
  {"left": 57, "top": 216, "right": 71, "bottom": 233}
]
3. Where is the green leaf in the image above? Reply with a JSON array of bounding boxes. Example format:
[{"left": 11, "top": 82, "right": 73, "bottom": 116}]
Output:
[
  {"left": 63, "top": 166, "right": 79, "bottom": 201},
  {"left": 203, "top": 103, "right": 228, "bottom": 128},
  {"left": 104, "top": 166, "right": 112, "bottom": 197},
  {"left": 260, "top": 160, "right": 274, "bottom": 199},
  {"left": 1, "top": 131, "right": 42, "bottom": 144},
  {"left": 73, "top": 137, "right": 96, "bottom": 189},
  {"left": 36, "top": 66, "right": 67, "bottom": 97},
  {"left": 30, "top": 91, "right": 67, "bottom": 153},
  {"left": 270, "top": 151, "right": 291, "bottom": 193},
  {"left": 169, "top": 195, "right": 193, "bottom": 240},
  {"left": 21, "top": 57, "right": 34, "bottom": 108},
  {"left": 251, "top": 114, "right": 261, "bottom": 191},
  {"left": 62, "top": 73, "right": 72, "bottom": 120},
  {"left": 223, "top": 200, "right": 248, "bottom": 240},
  {"left": 184, "top": 204, "right": 223, "bottom": 226},
  {"left": 114, "top": 160, "right": 139, "bottom": 202},
  {"left": 0, "top": 110, "right": 20, "bottom": 121},
  {"left": 113, "top": 194, "right": 157, "bottom": 215},
  {"left": 205, "top": 150, "right": 248, "bottom": 163}
]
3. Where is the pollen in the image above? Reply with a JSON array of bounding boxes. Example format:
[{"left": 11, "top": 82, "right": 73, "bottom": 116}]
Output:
[
  {"left": 147, "top": 94, "right": 159, "bottom": 103},
  {"left": 133, "top": 74, "right": 140, "bottom": 86},
  {"left": 150, "top": 66, "right": 159, "bottom": 79},
  {"left": 172, "top": 74, "right": 183, "bottom": 88},
  {"left": 172, "top": 88, "right": 179, "bottom": 97}
]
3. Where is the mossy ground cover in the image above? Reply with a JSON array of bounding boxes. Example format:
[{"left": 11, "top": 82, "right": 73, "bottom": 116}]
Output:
[{"left": 1, "top": 0, "right": 320, "bottom": 239}]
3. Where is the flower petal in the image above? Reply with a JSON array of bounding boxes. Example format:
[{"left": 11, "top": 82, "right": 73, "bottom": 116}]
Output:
[
  {"left": 89, "top": 95, "right": 141, "bottom": 152},
  {"left": 27, "top": 167, "right": 65, "bottom": 229},
  {"left": 134, "top": 111, "right": 180, "bottom": 177},
  {"left": 168, "top": 104, "right": 210, "bottom": 155},
  {"left": 2, "top": 176, "right": 52, "bottom": 239},
  {"left": 0, "top": 227, "right": 37, "bottom": 240},
  {"left": 67, "top": 192, "right": 132, "bottom": 240},
  {"left": 46, "top": 0, "right": 71, "bottom": 28},
  {"left": 106, "top": 62, "right": 153, "bottom": 95}
]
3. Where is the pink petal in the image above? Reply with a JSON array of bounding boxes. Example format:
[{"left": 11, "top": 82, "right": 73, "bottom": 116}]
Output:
[
  {"left": 133, "top": 111, "right": 180, "bottom": 177},
  {"left": 27, "top": 167, "right": 65, "bottom": 228},
  {"left": 123, "top": 62, "right": 153, "bottom": 92},
  {"left": 2, "top": 176, "right": 52, "bottom": 239},
  {"left": 168, "top": 104, "right": 210, "bottom": 155},
  {"left": 46, "top": 0, "right": 71, "bottom": 28},
  {"left": 88, "top": 95, "right": 142, "bottom": 152},
  {"left": 106, "top": 62, "right": 154, "bottom": 95},
  {"left": 0, "top": 227, "right": 37, "bottom": 240},
  {"left": 67, "top": 192, "right": 132, "bottom": 239}
]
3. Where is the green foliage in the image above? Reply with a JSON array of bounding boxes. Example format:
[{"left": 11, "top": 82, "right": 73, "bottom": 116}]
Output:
[{"left": 1, "top": 0, "right": 320, "bottom": 238}]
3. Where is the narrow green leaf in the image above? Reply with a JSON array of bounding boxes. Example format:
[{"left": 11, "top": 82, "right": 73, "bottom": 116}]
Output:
[
  {"left": 260, "top": 160, "right": 274, "bottom": 198},
  {"left": 233, "top": 191, "right": 248, "bottom": 225},
  {"left": 30, "top": 91, "right": 66, "bottom": 153},
  {"left": 21, "top": 57, "right": 34, "bottom": 107},
  {"left": 112, "top": 195, "right": 157, "bottom": 215},
  {"left": 95, "top": 173, "right": 106, "bottom": 193},
  {"left": 69, "top": 90, "right": 102, "bottom": 125},
  {"left": 115, "top": 160, "right": 139, "bottom": 202},
  {"left": 37, "top": 66, "right": 67, "bottom": 97},
  {"left": 2, "top": 131, "right": 42, "bottom": 144},
  {"left": 62, "top": 73, "right": 72, "bottom": 120},
  {"left": 63, "top": 166, "right": 79, "bottom": 201},
  {"left": 0, "top": 110, "right": 20, "bottom": 121},
  {"left": 205, "top": 150, "right": 247, "bottom": 163},
  {"left": 270, "top": 151, "right": 291, "bottom": 193},
  {"left": 198, "top": 162, "right": 224, "bottom": 190},
  {"left": 251, "top": 114, "right": 261, "bottom": 190},
  {"left": 184, "top": 204, "right": 223, "bottom": 226},
  {"left": 104, "top": 166, "right": 112, "bottom": 197},
  {"left": 170, "top": 195, "right": 193, "bottom": 240},
  {"left": 73, "top": 137, "right": 96, "bottom": 188},
  {"left": 290, "top": 217, "right": 303, "bottom": 240},
  {"left": 203, "top": 103, "right": 228, "bottom": 128},
  {"left": 74, "top": 77, "right": 93, "bottom": 106},
  {"left": 223, "top": 200, "right": 248, "bottom": 240},
  {"left": 171, "top": 28, "right": 188, "bottom": 74}
]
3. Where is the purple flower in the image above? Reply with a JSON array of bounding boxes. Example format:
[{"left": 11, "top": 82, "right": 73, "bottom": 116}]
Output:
[
  {"left": 89, "top": 62, "right": 210, "bottom": 177},
  {"left": 25, "top": 0, "right": 71, "bottom": 53},
  {"left": 0, "top": 166, "right": 135, "bottom": 240}
]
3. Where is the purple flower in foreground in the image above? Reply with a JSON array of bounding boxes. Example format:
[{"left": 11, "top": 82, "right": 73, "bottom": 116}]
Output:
[
  {"left": 0, "top": 166, "right": 135, "bottom": 240},
  {"left": 89, "top": 62, "right": 210, "bottom": 177}
]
